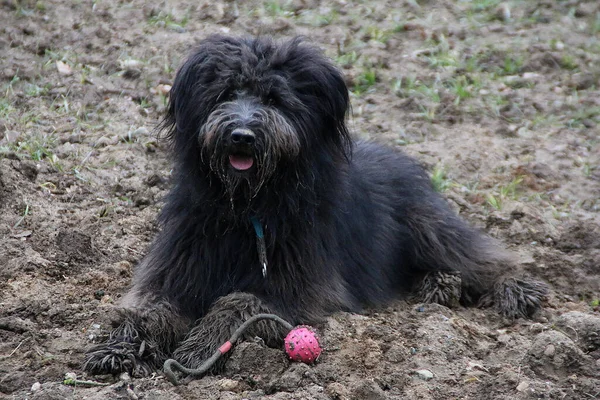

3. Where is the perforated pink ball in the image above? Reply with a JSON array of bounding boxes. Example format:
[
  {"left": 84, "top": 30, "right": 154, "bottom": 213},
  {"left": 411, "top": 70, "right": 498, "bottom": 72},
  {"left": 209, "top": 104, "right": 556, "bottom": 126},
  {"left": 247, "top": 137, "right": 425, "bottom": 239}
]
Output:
[{"left": 284, "top": 325, "right": 322, "bottom": 363}]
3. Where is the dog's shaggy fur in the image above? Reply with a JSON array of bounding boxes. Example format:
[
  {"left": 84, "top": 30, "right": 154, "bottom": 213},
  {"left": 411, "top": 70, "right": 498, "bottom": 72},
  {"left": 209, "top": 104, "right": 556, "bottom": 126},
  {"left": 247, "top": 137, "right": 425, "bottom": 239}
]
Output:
[{"left": 84, "top": 35, "right": 546, "bottom": 377}]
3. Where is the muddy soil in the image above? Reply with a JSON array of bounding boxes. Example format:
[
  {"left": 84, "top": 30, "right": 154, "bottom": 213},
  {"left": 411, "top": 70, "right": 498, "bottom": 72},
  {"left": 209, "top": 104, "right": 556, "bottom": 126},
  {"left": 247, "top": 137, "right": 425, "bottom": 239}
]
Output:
[{"left": 1, "top": 0, "right": 599, "bottom": 399}]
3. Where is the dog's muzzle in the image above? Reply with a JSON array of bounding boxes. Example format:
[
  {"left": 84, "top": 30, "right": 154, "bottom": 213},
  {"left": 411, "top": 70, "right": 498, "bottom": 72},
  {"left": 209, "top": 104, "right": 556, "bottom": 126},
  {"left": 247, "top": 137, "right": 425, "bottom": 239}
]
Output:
[{"left": 228, "top": 128, "right": 255, "bottom": 171}]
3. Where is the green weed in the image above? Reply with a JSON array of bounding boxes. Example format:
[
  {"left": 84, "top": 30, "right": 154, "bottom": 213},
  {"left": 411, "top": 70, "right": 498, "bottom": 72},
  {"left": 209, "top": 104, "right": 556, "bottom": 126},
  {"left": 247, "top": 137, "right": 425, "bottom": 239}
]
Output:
[
  {"left": 431, "top": 166, "right": 452, "bottom": 192},
  {"left": 353, "top": 69, "right": 377, "bottom": 95},
  {"left": 14, "top": 132, "right": 57, "bottom": 161},
  {"left": 336, "top": 51, "right": 359, "bottom": 68},
  {"left": 559, "top": 54, "right": 579, "bottom": 70},
  {"left": 263, "top": 0, "right": 294, "bottom": 17},
  {"left": 486, "top": 176, "right": 524, "bottom": 210}
]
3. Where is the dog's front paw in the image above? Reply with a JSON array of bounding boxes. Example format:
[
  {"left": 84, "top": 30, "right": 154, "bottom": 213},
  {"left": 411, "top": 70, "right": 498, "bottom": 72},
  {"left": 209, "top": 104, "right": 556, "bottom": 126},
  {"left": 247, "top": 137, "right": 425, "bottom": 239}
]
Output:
[
  {"left": 480, "top": 278, "right": 548, "bottom": 319},
  {"left": 83, "top": 339, "right": 157, "bottom": 377},
  {"left": 415, "top": 271, "right": 462, "bottom": 308}
]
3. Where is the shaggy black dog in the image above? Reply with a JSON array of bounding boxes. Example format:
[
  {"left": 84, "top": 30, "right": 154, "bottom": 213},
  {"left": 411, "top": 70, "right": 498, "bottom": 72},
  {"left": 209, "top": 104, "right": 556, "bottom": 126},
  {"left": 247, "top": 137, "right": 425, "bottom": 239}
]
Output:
[{"left": 84, "top": 35, "right": 546, "bottom": 377}]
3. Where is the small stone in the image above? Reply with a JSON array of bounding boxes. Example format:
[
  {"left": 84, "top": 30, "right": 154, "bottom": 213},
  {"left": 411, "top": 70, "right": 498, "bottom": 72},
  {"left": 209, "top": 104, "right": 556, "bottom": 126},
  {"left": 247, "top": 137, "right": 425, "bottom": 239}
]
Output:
[
  {"left": 96, "top": 136, "right": 114, "bottom": 147},
  {"left": 1, "top": 130, "right": 21, "bottom": 144},
  {"left": 126, "top": 387, "right": 138, "bottom": 400},
  {"left": 217, "top": 378, "right": 239, "bottom": 391},
  {"left": 415, "top": 369, "right": 434, "bottom": 380},
  {"left": 569, "top": 72, "right": 597, "bottom": 91},
  {"left": 119, "top": 372, "right": 131, "bottom": 382},
  {"left": 582, "top": 119, "right": 596, "bottom": 129},
  {"left": 120, "top": 59, "right": 142, "bottom": 69},
  {"left": 326, "top": 382, "right": 350, "bottom": 400},
  {"left": 122, "top": 69, "right": 142, "bottom": 80},
  {"left": 124, "top": 127, "right": 150, "bottom": 142},
  {"left": 544, "top": 344, "right": 556, "bottom": 357},
  {"left": 56, "top": 60, "right": 73, "bottom": 75},
  {"left": 156, "top": 84, "right": 171, "bottom": 96},
  {"left": 495, "top": 3, "right": 511, "bottom": 22},
  {"left": 31, "top": 382, "right": 41, "bottom": 392},
  {"left": 351, "top": 380, "right": 386, "bottom": 400},
  {"left": 516, "top": 381, "right": 529, "bottom": 392},
  {"left": 522, "top": 72, "right": 542, "bottom": 81}
]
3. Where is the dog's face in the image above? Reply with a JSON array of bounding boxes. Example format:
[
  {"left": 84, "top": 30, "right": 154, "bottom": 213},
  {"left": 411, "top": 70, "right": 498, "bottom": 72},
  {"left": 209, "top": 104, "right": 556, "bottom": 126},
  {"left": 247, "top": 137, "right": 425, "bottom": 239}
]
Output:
[{"left": 163, "top": 36, "right": 351, "bottom": 196}]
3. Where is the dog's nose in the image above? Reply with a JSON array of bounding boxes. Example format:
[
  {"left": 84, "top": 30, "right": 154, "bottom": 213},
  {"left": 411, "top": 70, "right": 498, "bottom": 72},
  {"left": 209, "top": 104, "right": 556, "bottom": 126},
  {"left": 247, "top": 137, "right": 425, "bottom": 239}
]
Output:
[{"left": 231, "top": 129, "right": 255, "bottom": 145}]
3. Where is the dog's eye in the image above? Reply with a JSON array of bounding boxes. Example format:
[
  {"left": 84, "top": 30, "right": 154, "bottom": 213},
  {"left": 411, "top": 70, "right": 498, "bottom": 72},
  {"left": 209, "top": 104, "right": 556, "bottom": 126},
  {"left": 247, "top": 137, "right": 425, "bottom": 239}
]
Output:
[{"left": 264, "top": 95, "right": 277, "bottom": 106}]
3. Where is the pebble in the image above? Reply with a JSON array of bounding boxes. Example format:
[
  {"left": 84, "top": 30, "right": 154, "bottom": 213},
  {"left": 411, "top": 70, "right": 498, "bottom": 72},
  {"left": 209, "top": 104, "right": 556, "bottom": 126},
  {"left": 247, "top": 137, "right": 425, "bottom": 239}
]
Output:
[
  {"left": 495, "top": 3, "right": 511, "bottom": 22},
  {"left": 156, "top": 84, "right": 171, "bottom": 96},
  {"left": 326, "top": 382, "right": 350, "bottom": 400},
  {"left": 516, "top": 381, "right": 530, "bottom": 392},
  {"left": 31, "top": 382, "right": 41, "bottom": 392},
  {"left": 64, "top": 372, "right": 77, "bottom": 381},
  {"left": 415, "top": 369, "right": 434, "bottom": 380},
  {"left": 124, "top": 127, "right": 150, "bottom": 142},
  {"left": 126, "top": 387, "right": 138, "bottom": 400},
  {"left": 218, "top": 378, "right": 239, "bottom": 391},
  {"left": 544, "top": 344, "right": 556, "bottom": 357}
]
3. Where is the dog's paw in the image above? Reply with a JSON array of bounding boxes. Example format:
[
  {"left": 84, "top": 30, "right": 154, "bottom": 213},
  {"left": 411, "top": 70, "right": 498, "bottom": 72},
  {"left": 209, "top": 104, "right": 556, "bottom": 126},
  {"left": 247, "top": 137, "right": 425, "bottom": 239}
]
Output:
[
  {"left": 415, "top": 271, "right": 462, "bottom": 308},
  {"left": 83, "top": 339, "right": 157, "bottom": 377},
  {"left": 480, "top": 278, "right": 548, "bottom": 319}
]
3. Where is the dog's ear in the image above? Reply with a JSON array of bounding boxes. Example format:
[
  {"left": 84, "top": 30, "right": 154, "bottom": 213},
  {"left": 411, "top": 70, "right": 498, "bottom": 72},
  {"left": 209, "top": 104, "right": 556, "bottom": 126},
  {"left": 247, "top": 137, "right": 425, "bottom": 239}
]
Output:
[
  {"left": 276, "top": 37, "right": 351, "bottom": 155},
  {"left": 161, "top": 35, "right": 241, "bottom": 144}
]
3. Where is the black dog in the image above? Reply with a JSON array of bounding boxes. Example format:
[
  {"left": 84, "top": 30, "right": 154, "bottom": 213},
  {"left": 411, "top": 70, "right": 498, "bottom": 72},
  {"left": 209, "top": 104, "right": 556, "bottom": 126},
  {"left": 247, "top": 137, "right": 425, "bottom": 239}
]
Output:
[{"left": 84, "top": 35, "right": 546, "bottom": 377}]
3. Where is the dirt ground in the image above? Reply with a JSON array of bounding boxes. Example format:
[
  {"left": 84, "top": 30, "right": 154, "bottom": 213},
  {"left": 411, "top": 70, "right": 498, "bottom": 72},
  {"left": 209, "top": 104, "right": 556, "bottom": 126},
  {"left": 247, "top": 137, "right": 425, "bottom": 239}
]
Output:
[{"left": 1, "top": 0, "right": 599, "bottom": 399}]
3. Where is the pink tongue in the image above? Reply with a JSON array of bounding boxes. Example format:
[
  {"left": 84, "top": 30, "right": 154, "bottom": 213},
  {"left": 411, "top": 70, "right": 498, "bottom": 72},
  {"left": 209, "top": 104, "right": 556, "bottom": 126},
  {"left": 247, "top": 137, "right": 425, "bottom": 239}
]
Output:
[{"left": 229, "top": 155, "right": 254, "bottom": 171}]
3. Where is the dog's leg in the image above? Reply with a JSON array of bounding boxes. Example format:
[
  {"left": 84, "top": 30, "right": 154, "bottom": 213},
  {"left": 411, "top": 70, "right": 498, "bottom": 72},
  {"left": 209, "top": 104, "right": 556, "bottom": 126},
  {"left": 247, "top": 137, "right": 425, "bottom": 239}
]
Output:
[
  {"left": 83, "top": 296, "right": 190, "bottom": 376},
  {"left": 407, "top": 206, "right": 547, "bottom": 319},
  {"left": 172, "top": 292, "right": 288, "bottom": 372}
]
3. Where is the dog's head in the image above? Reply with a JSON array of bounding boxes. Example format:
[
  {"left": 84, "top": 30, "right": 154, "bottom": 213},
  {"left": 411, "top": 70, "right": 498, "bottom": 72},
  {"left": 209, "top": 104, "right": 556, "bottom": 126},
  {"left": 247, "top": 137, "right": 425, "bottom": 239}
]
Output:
[{"left": 162, "top": 35, "right": 351, "bottom": 195}]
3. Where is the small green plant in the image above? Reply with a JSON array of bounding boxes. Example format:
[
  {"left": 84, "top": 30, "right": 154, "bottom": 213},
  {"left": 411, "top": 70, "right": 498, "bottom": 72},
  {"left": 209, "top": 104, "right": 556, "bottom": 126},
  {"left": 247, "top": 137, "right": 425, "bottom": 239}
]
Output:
[
  {"left": 423, "top": 40, "right": 458, "bottom": 69},
  {"left": 499, "top": 176, "right": 523, "bottom": 198},
  {"left": 500, "top": 55, "right": 524, "bottom": 76},
  {"left": 448, "top": 75, "right": 477, "bottom": 105},
  {"left": 13, "top": 204, "right": 30, "bottom": 229},
  {"left": 363, "top": 26, "right": 392, "bottom": 44},
  {"left": 415, "top": 81, "right": 441, "bottom": 103},
  {"left": 336, "top": 51, "right": 359, "bottom": 68},
  {"left": 263, "top": 0, "right": 294, "bottom": 17},
  {"left": 14, "top": 132, "right": 58, "bottom": 161},
  {"left": 485, "top": 176, "right": 524, "bottom": 210},
  {"left": 392, "top": 76, "right": 417, "bottom": 97},
  {"left": 353, "top": 69, "right": 377, "bottom": 95},
  {"left": 591, "top": 12, "right": 600, "bottom": 35},
  {"left": 24, "top": 83, "right": 50, "bottom": 97},
  {"left": 567, "top": 106, "right": 600, "bottom": 128},
  {"left": 486, "top": 194, "right": 502, "bottom": 210},
  {"left": 465, "top": 0, "right": 501, "bottom": 13},
  {"left": 148, "top": 10, "right": 189, "bottom": 30},
  {"left": 0, "top": 98, "right": 15, "bottom": 119},
  {"left": 4, "top": 74, "right": 20, "bottom": 96},
  {"left": 417, "top": 104, "right": 437, "bottom": 122},
  {"left": 582, "top": 163, "right": 593, "bottom": 177},
  {"left": 297, "top": 8, "right": 338, "bottom": 27},
  {"left": 559, "top": 54, "right": 578, "bottom": 70},
  {"left": 431, "top": 166, "right": 452, "bottom": 192}
]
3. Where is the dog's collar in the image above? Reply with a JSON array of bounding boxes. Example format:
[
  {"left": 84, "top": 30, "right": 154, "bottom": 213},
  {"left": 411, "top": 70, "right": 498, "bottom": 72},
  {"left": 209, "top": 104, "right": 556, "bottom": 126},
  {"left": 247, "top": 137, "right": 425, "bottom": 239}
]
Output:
[{"left": 250, "top": 216, "right": 268, "bottom": 278}]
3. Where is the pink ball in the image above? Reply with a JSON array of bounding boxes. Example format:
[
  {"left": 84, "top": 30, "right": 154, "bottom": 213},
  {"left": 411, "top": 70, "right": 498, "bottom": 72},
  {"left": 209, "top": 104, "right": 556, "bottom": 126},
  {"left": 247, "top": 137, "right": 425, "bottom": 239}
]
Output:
[{"left": 284, "top": 325, "right": 322, "bottom": 363}]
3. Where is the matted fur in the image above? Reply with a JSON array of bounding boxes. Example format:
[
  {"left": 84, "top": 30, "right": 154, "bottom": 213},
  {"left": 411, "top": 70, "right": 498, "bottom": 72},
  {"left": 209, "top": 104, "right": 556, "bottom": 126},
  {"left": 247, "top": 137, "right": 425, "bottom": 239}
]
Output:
[{"left": 84, "top": 35, "right": 547, "bottom": 377}]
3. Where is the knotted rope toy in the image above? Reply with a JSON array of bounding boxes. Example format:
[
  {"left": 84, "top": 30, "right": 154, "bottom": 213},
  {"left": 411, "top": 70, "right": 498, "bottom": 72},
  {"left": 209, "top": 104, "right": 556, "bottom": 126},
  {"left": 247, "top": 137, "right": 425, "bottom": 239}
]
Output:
[{"left": 163, "top": 313, "right": 322, "bottom": 385}]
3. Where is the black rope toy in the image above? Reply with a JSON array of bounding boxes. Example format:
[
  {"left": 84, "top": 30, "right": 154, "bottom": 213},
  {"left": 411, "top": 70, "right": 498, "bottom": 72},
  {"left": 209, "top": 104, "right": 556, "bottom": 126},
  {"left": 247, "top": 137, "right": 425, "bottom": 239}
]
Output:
[{"left": 163, "top": 313, "right": 322, "bottom": 385}]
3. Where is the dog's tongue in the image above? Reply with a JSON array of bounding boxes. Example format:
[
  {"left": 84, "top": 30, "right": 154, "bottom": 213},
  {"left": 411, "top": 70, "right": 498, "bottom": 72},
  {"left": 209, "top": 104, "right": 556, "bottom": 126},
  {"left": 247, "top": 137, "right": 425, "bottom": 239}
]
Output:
[{"left": 229, "top": 155, "right": 254, "bottom": 171}]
